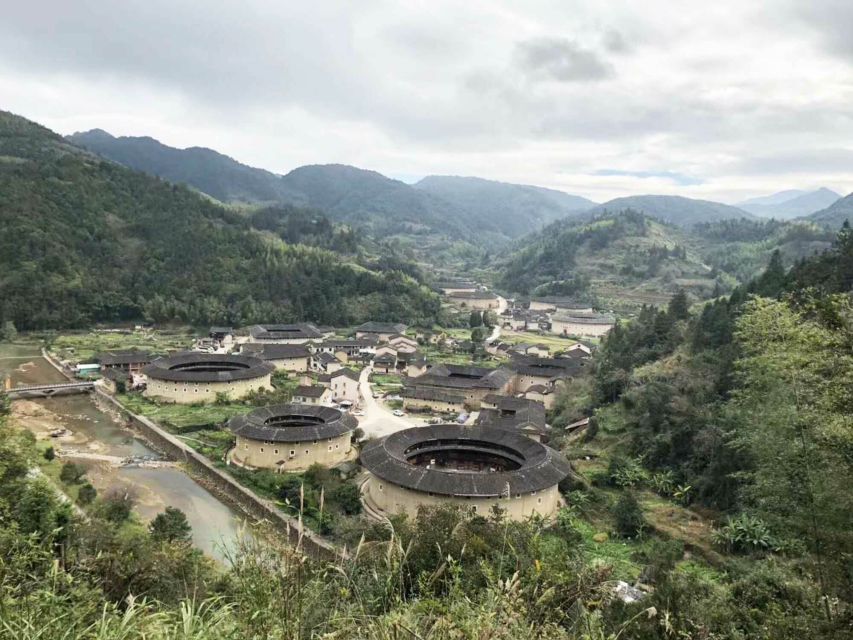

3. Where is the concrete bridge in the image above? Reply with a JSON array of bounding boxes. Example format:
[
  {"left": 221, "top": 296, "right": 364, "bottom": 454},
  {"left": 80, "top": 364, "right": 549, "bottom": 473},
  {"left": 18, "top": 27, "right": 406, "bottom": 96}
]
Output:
[{"left": 4, "top": 381, "right": 95, "bottom": 399}]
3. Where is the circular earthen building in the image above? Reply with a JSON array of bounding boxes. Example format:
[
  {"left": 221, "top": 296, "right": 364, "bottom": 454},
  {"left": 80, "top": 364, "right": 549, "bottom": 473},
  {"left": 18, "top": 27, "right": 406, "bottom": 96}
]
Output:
[
  {"left": 361, "top": 424, "right": 570, "bottom": 521},
  {"left": 229, "top": 403, "right": 357, "bottom": 471},
  {"left": 142, "top": 353, "right": 274, "bottom": 403}
]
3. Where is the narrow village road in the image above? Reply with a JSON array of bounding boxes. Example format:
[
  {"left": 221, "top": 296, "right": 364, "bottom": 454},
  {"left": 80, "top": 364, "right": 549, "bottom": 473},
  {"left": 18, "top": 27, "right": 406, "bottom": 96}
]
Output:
[
  {"left": 357, "top": 365, "right": 416, "bottom": 439},
  {"left": 486, "top": 295, "right": 508, "bottom": 344}
]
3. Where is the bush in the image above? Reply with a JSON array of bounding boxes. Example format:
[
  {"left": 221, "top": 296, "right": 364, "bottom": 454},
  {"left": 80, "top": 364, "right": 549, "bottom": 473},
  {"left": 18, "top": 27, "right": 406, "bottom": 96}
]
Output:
[
  {"left": 77, "top": 482, "right": 97, "bottom": 505},
  {"left": 43, "top": 446, "right": 55, "bottom": 461},
  {"left": 712, "top": 513, "right": 779, "bottom": 553},
  {"left": 59, "top": 461, "right": 86, "bottom": 484},
  {"left": 329, "top": 483, "right": 362, "bottom": 515},
  {"left": 612, "top": 492, "right": 646, "bottom": 538},
  {"left": 98, "top": 490, "right": 135, "bottom": 523},
  {"left": 607, "top": 456, "right": 648, "bottom": 488},
  {"left": 150, "top": 506, "right": 192, "bottom": 543}
]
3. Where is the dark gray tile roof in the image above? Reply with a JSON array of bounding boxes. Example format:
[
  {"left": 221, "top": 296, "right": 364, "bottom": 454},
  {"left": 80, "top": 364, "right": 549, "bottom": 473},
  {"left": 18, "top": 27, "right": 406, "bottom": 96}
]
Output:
[
  {"left": 249, "top": 323, "right": 324, "bottom": 340},
  {"left": 360, "top": 424, "right": 570, "bottom": 497},
  {"left": 241, "top": 344, "right": 311, "bottom": 360},
  {"left": 142, "top": 353, "right": 274, "bottom": 383},
  {"left": 229, "top": 403, "right": 356, "bottom": 443}
]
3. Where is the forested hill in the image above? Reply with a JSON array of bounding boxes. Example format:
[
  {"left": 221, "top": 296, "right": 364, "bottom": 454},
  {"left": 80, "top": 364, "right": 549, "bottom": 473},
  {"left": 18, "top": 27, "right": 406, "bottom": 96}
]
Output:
[
  {"left": 498, "top": 211, "right": 834, "bottom": 308},
  {"left": 807, "top": 191, "right": 853, "bottom": 228},
  {"left": 591, "top": 194, "right": 754, "bottom": 227},
  {"left": 64, "top": 129, "right": 595, "bottom": 247},
  {"left": 498, "top": 211, "right": 718, "bottom": 306},
  {"left": 413, "top": 175, "right": 595, "bottom": 238},
  {"left": 737, "top": 187, "right": 840, "bottom": 219},
  {"left": 0, "top": 111, "right": 440, "bottom": 329}
]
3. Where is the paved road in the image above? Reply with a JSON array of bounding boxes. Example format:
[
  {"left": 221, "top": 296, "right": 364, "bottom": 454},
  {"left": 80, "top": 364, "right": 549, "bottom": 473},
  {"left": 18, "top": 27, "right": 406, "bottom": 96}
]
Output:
[
  {"left": 357, "top": 365, "right": 416, "bottom": 439},
  {"left": 486, "top": 295, "right": 508, "bottom": 344}
]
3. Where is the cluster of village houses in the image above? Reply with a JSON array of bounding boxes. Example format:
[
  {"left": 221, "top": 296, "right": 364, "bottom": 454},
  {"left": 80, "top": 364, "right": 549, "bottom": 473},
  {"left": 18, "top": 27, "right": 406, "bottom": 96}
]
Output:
[{"left": 85, "top": 285, "right": 614, "bottom": 522}]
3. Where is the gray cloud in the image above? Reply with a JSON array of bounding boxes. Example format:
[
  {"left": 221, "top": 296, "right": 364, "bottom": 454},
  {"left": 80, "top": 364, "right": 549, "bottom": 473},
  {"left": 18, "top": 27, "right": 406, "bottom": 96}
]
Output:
[
  {"left": 0, "top": 0, "right": 851, "bottom": 202},
  {"left": 514, "top": 37, "right": 613, "bottom": 82}
]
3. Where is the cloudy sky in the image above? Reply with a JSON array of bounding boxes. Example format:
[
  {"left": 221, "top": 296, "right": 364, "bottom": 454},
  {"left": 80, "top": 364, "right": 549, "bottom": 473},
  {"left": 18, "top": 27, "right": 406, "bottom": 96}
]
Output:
[{"left": 2, "top": 0, "right": 852, "bottom": 202}]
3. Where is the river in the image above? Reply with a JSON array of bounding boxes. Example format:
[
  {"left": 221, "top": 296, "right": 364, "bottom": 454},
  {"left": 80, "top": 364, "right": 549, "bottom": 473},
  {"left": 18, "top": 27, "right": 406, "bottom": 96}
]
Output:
[{"left": 1, "top": 342, "right": 247, "bottom": 561}]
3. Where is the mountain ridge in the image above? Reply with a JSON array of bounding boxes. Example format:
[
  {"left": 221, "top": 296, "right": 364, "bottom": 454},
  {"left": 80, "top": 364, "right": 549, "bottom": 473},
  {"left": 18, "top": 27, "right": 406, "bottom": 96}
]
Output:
[{"left": 738, "top": 187, "right": 840, "bottom": 219}]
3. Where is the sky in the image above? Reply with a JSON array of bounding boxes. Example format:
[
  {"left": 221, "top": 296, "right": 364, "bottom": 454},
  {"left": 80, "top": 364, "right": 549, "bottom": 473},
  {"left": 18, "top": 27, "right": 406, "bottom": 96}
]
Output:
[{"left": 1, "top": 0, "right": 852, "bottom": 203}]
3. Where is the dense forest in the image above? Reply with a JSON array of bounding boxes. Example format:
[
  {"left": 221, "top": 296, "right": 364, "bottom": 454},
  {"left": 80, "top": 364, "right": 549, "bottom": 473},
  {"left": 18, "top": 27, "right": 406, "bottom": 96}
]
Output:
[
  {"left": 547, "top": 222, "right": 853, "bottom": 636},
  {"left": 0, "top": 112, "right": 440, "bottom": 330}
]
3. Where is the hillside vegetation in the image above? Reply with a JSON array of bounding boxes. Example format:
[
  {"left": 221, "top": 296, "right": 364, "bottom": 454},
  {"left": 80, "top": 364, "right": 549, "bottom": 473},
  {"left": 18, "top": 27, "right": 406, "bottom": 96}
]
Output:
[
  {"left": 499, "top": 211, "right": 718, "bottom": 306},
  {"left": 0, "top": 112, "right": 440, "bottom": 329},
  {"left": 738, "top": 187, "right": 840, "bottom": 219},
  {"left": 808, "top": 191, "right": 853, "bottom": 228}
]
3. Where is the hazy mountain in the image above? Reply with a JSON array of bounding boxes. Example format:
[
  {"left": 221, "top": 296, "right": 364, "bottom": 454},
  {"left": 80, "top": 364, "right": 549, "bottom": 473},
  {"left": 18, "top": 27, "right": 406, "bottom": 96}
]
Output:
[
  {"left": 808, "top": 192, "right": 853, "bottom": 229},
  {"left": 590, "top": 194, "right": 753, "bottom": 227},
  {"left": 66, "top": 129, "right": 291, "bottom": 204},
  {"left": 2, "top": 112, "right": 439, "bottom": 329},
  {"left": 413, "top": 175, "right": 595, "bottom": 237},
  {"left": 66, "top": 131, "right": 592, "bottom": 245},
  {"left": 738, "top": 187, "right": 840, "bottom": 219}
]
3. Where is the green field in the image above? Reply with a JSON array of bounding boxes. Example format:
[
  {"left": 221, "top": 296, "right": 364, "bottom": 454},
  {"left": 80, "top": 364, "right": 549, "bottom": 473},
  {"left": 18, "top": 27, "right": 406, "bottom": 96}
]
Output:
[{"left": 51, "top": 329, "right": 197, "bottom": 362}]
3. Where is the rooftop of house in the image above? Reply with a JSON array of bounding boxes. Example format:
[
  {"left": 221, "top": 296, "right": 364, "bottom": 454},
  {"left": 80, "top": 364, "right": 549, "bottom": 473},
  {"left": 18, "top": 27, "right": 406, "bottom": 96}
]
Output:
[
  {"left": 294, "top": 384, "right": 329, "bottom": 398},
  {"left": 401, "top": 386, "right": 465, "bottom": 404},
  {"left": 313, "top": 351, "right": 341, "bottom": 365},
  {"left": 531, "top": 296, "right": 594, "bottom": 307},
  {"left": 249, "top": 323, "right": 324, "bottom": 340},
  {"left": 509, "top": 356, "right": 586, "bottom": 378},
  {"left": 241, "top": 344, "right": 311, "bottom": 360},
  {"left": 98, "top": 350, "right": 153, "bottom": 366},
  {"left": 551, "top": 312, "right": 616, "bottom": 325},
  {"left": 414, "top": 364, "right": 515, "bottom": 390},
  {"left": 320, "top": 337, "right": 379, "bottom": 348},
  {"left": 356, "top": 321, "right": 408, "bottom": 334},
  {"left": 209, "top": 326, "right": 234, "bottom": 335},
  {"left": 476, "top": 397, "right": 548, "bottom": 434},
  {"left": 448, "top": 290, "right": 499, "bottom": 300},
  {"left": 330, "top": 368, "right": 359, "bottom": 381}
]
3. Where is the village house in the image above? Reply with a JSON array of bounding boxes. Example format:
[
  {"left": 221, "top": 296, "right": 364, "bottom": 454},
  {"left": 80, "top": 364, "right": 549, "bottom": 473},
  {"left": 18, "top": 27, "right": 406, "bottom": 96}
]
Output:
[
  {"left": 405, "top": 364, "right": 516, "bottom": 409},
  {"left": 388, "top": 334, "right": 418, "bottom": 353},
  {"left": 476, "top": 396, "right": 548, "bottom": 442},
  {"left": 436, "top": 280, "right": 478, "bottom": 295},
  {"left": 507, "top": 343, "right": 550, "bottom": 359},
  {"left": 313, "top": 337, "right": 378, "bottom": 360},
  {"left": 248, "top": 323, "right": 325, "bottom": 344},
  {"left": 373, "top": 352, "right": 397, "bottom": 374},
  {"left": 550, "top": 312, "right": 616, "bottom": 338},
  {"left": 399, "top": 352, "right": 429, "bottom": 377},
  {"left": 374, "top": 344, "right": 398, "bottom": 359},
  {"left": 209, "top": 326, "right": 234, "bottom": 349},
  {"left": 529, "top": 297, "right": 595, "bottom": 314},
  {"left": 510, "top": 355, "right": 585, "bottom": 391},
  {"left": 523, "top": 384, "right": 557, "bottom": 410},
  {"left": 447, "top": 290, "right": 500, "bottom": 310},
  {"left": 355, "top": 321, "right": 408, "bottom": 342},
  {"left": 328, "top": 368, "right": 360, "bottom": 403},
  {"left": 311, "top": 351, "right": 344, "bottom": 374},
  {"left": 292, "top": 384, "right": 333, "bottom": 406},
  {"left": 98, "top": 350, "right": 153, "bottom": 376},
  {"left": 239, "top": 343, "right": 311, "bottom": 373},
  {"left": 401, "top": 386, "right": 466, "bottom": 414}
]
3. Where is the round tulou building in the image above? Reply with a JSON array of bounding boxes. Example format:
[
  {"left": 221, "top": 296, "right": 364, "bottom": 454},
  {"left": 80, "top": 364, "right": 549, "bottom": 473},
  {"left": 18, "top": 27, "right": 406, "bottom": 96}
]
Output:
[
  {"left": 228, "top": 403, "right": 357, "bottom": 471},
  {"left": 360, "top": 424, "right": 570, "bottom": 521},
  {"left": 142, "top": 353, "right": 274, "bottom": 403}
]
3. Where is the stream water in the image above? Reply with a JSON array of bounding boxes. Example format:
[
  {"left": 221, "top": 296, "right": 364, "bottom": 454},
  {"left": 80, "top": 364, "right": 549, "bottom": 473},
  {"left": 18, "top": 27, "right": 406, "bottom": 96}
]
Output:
[{"left": 1, "top": 343, "right": 247, "bottom": 561}]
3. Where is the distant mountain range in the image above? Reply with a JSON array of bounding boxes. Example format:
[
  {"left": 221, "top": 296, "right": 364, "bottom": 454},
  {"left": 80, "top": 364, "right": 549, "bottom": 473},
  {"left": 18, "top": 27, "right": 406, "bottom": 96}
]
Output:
[
  {"left": 808, "top": 192, "right": 853, "bottom": 228},
  {"left": 738, "top": 188, "right": 840, "bottom": 219},
  {"left": 590, "top": 195, "right": 754, "bottom": 227},
  {"left": 67, "top": 130, "right": 597, "bottom": 244}
]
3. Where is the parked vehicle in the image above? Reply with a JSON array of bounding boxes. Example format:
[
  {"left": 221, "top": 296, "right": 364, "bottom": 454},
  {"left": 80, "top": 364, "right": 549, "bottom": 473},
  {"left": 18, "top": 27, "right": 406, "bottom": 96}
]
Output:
[
  {"left": 352, "top": 410, "right": 365, "bottom": 417},
  {"left": 392, "top": 409, "right": 405, "bottom": 417},
  {"left": 456, "top": 412, "right": 469, "bottom": 424}
]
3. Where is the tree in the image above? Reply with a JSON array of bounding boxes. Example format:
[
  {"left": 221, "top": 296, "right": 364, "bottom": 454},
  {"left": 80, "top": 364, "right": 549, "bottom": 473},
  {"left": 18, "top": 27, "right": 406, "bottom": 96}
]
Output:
[
  {"left": 99, "top": 490, "right": 135, "bottom": 523},
  {"left": 59, "top": 461, "right": 86, "bottom": 484},
  {"left": 667, "top": 289, "right": 690, "bottom": 321},
  {"left": 0, "top": 320, "right": 17, "bottom": 342},
  {"left": 43, "top": 446, "right": 55, "bottom": 461},
  {"left": 469, "top": 310, "right": 483, "bottom": 328},
  {"left": 329, "top": 483, "right": 362, "bottom": 515},
  {"left": 77, "top": 482, "right": 97, "bottom": 505},
  {"left": 150, "top": 506, "right": 193, "bottom": 543},
  {"left": 612, "top": 492, "right": 646, "bottom": 538}
]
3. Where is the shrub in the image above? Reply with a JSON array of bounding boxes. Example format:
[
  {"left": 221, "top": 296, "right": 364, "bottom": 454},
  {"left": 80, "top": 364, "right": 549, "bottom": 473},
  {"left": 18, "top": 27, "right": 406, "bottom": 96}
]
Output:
[
  {"left": 59, "top": 461, "right": 86, "bottom": 484},
  {"left": 77, "top": 482, "right": 97, "bottom": 505},
  {"left": 329, "top": 483, "right": 362, "bottom": 515},
  {"left": 150, "top": 506, "right": 193, "bottom": 543},
  {"left": 612, "top": 492, "right": 646, "bottom": 538},
  {"left": 43, "top": 446, "right": 55, "bottom": 461},
  {"left": 607, "top": 456, "right": 648, "bottom": 488},
  {"left": 712, "top": 513, "right": 779, "bottom": 553}
]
